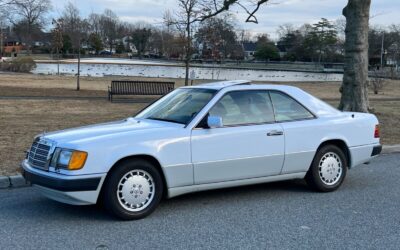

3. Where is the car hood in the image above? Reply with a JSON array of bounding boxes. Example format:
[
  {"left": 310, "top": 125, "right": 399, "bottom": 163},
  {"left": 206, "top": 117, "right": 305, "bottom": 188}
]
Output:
[{"left": 42, "top": 118, "right": 181, "bottom": 144}]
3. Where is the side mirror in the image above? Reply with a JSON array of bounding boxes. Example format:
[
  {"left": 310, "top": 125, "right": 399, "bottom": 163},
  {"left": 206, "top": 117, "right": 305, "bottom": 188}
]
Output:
[{"left": 207, "top": 115, "right": 223, "bottom": 128}]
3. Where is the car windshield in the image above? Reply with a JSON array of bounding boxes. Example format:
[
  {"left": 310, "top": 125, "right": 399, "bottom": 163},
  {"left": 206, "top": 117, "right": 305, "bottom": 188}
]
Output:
[{"left": 136, "top": 88, "right": 217, "bottom": 125}]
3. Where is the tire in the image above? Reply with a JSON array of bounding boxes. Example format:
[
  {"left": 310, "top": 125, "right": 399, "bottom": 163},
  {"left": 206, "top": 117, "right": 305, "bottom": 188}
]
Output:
[
  {"left": 102, "top": 159, "right": 163, "bottom": 220},
  {"left": 306, "top": 145, "right": 348, "bottom": 192}
]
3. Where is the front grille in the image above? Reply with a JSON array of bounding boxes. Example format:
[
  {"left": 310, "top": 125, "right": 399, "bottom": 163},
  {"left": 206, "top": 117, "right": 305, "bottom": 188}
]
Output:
[{"left": 28, "top": 139, "right": 52, "bottom": 170}]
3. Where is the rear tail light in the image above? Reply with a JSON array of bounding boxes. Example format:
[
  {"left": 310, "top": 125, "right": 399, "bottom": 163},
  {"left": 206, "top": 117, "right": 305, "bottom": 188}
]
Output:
[{"left": 374, "top": 125, "right": 380, "bottom": 138}]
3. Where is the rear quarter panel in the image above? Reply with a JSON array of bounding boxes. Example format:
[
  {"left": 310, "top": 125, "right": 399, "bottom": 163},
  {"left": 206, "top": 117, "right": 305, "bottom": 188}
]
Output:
[{"left": 281, "top": 112, "right": 379, "bottom": 174}]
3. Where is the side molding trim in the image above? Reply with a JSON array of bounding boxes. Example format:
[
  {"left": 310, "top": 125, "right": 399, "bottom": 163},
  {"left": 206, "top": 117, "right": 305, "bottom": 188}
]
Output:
[{"left": 167, "top": 172, "right": 307, "bottom": 198}]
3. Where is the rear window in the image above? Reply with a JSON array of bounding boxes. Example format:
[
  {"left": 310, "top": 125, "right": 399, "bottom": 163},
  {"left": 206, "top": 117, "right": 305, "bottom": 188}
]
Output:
[{"left": 269, "top": 91, "right": 314, "bottom": 122}]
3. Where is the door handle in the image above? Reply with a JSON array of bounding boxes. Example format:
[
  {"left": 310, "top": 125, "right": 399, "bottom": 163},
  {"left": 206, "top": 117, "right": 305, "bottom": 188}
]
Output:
[{"left": 267, "top": 130, "right": 284, "bottom": 136}]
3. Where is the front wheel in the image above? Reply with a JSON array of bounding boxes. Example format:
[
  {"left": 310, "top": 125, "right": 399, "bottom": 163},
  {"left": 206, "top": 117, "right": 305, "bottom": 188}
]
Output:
[
  {"left": 306, "top": 145, "right": 348, "bottom": 192},
  {"left": 102, "top": 159, "right": 163, "bottom": 220}
]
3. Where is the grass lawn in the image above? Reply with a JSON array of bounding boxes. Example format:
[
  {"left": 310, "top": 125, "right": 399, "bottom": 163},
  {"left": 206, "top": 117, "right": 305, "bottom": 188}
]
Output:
[{"left": 0, "top": 73, "right": 399, "bottom": 175}]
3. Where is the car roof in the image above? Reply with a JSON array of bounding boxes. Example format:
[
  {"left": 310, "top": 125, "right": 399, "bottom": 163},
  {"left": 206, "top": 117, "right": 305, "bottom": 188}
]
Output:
[
  {"left": 184, "top": 80, "right": 302, "bottom": 93},
  {"left": 183, "top": 80, "right": 341, "bottom": 117},
  {"left": 184, "top": 80, "right": 251, "bottom": 90}
]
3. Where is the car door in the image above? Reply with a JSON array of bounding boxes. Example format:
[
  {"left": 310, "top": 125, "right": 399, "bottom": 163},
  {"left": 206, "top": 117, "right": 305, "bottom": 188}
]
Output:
[
  {"left": 191, "top": 90, "right": 285, "bottom": 185},
  {"left": 268, "top": 90, "right": 318, "bottom": 174}
]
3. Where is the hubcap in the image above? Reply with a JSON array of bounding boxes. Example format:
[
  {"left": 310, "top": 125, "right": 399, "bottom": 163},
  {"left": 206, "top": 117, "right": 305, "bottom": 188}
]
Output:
[
  {"left": 318, "top": 152, "right": 343, "bottom": 186},
  {"left": 117, "top": 170, "right": 155, "bottom": 212}
]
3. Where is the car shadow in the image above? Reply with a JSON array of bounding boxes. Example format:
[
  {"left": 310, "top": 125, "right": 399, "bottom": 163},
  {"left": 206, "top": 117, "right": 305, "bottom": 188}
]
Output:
[{"left": 6, "top": 179, "right": 312, "bottom": 222}]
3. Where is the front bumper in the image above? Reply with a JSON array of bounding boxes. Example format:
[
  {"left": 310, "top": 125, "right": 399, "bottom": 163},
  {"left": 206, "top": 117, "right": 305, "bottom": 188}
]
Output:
[
  {"left": 22, "top": 167, "right": 101, "bottom": 192},
  {"left": 21, "top": 160, "right": 106, "bottom": 205}
]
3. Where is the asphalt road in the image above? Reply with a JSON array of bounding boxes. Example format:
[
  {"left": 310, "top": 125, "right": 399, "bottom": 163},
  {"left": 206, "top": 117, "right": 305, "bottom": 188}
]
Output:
[{"left": 0, "top": 154, "right": 399, "bottom": 250}]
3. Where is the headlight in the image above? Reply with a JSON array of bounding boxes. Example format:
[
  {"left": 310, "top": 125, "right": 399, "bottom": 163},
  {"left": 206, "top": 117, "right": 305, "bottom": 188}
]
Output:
[
  {"left": 59, "top": 150, "right": 73, "bottom": 166},
  {"left": 52, "top": 148, "right": 88, "bottom": 170}
]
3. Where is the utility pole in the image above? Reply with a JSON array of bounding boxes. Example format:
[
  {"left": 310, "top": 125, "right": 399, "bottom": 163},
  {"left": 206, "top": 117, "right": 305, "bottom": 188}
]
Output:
[
  {"left": 0, "top": 21, "right": 4, "bottom": 58},
  {"left": 77, "top": 38, "right": 81, "bottom": 91},
  {"left": 380, "top": 32, "right": 385, "bottom": 69},
  {"left": 57, "top": 46, "right": 60, "bottom": 75},
  {"left": 0, "top": 28, "right": 3, "bottom": 58}
]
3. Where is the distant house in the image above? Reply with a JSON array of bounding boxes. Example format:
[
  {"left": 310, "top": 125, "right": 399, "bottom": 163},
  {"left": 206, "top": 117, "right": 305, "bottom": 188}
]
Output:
[
  {"left": 33, "top": 32, "right": 51, "bottom": 47},
  {"left": 242, "top": 42, "right": 257, "bottom": 60},
  {"left": 276, "top": 43, "right": 287, "bottom": 58},
  {"left": 1, "top": 27, "right": 54, "bottom": 55},
  {"left": 34, "top": 41, "right": 45, "bottom": 47},
  {"left": 121, "top": 36, "right": 138, "bottom": 54},
  {"left": 3, "top": 34, "right": 24, "bottom": 55}
]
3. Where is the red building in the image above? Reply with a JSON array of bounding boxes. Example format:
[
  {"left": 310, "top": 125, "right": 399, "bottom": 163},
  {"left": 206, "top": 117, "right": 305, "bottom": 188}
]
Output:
[{"left": 3, "top": 41, "right": 24, "bottom": 54}]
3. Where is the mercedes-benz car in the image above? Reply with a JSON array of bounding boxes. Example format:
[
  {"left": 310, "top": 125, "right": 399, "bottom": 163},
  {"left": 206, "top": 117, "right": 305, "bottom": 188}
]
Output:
[{"left": 22, "top": 80, "right": 382, "bottom": 220}]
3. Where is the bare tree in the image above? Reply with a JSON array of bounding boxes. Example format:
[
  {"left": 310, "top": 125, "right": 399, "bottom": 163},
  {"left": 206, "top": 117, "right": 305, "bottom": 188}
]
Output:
[
  {"left": 62, "top": 3, "right": 85, "bottom": 51},
  {"left": 61, "top": 2, "right": 88, "bottom": 90},
  {"left": 51, "top": 19, "right": 63, "bottom": 75},
  {"left": 168, "top": 0, "right": 273, "bottom": 85},
  {"left": 0, "top": 27, "right": 4, "bottom": 59},
  {"left": 237, "top": 29, "right": 252, "bottom": 43},
  {"left": 100, "top": 9, "right": 119, "bottom": 54},
  {"left": 8, "top": 0, "right": 52, "bottom": 54},
  {"left": 387, "top": 24, "right": 400, "bottom": 72},
  {"left": 334, "top": 18, "right": 346, "bottom": 38},
  {"left": 0, "top": 1, "right": 9, "bottom": 57},
  {"left": 131, "top": 27, "right": 152, "bottom": 59},
  {"left": 167, "top": 0, "right": 276, "bottom": 85},
  {"left": 338, "top": 0, "right": 371, "bottom": 112},
  {"left": 88, "top": 13, "right": 102, "bottom": 36},
  {"left": 276, "top": 23, "right": 295, "bottom": 39},
  {"left": 168, "top": 0, "right": 203, "bottom": 85},
  {"left": 196, "top": 14, "right": 239, "bottom": 60}
]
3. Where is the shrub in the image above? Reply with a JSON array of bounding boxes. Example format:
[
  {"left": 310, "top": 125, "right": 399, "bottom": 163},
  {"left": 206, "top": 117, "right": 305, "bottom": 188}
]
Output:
[
  {"left": 370, "top": 70, "right": 386, "bottom": 95},
  {"left": 0, "top": 57, "right": 37, "bottom": 73}
]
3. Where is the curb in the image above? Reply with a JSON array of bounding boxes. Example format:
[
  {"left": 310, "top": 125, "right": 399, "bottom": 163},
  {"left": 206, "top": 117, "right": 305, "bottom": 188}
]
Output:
[
  {"left": 0, "top": 175, "right": 31, "bottom": 190},
  {"left": 1, "top": 145, "right": 400, "bottom": 190},
  {"left": 382, "top": 144, "right": 400, "bottom": 154}
]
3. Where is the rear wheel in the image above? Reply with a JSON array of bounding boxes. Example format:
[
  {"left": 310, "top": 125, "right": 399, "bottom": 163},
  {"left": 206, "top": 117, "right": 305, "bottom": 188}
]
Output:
[
  {"left": 306, "top": 145, "right": 348, "bottom": 192},
  {"left": 102, "top": 159, "right": 163, "bottom": 220}
]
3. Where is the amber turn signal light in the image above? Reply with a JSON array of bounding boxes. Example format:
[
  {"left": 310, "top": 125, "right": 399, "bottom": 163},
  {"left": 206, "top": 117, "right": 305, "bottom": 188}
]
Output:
[{"left": 68, "top": 151, "right": 88, "bottom": 170}]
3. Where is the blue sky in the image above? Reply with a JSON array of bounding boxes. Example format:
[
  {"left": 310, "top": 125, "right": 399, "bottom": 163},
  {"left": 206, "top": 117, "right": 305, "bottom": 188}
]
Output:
[{"left": 50, "top": 0, "right": 399, "bottom": 38}]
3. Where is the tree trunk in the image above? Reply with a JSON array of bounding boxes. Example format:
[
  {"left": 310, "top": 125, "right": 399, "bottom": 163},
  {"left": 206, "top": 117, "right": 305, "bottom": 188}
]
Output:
[
  {"left": 338, "top": 0, "right": 371, "bottom": 112},
  {"left": 77, "top": 45, "right": 81, "bottom": 91},
  {"left": 185, "top": 59, "right": 190, "bottom": 86},
  {"left": 184, "top": 19, "right": 191, "bottom": 86},
  {"left": 57, "top": 47, "right": 60, "bottom": 76}
]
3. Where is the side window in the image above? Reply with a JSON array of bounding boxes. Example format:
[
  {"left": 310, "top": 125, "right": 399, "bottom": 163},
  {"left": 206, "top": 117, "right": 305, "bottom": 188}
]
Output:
[
  {"left": 209, "top": 91, "right": 275, "bottom": 126},
  {"left": 269, "top": 91, "right": 314, "bottom": 122}
]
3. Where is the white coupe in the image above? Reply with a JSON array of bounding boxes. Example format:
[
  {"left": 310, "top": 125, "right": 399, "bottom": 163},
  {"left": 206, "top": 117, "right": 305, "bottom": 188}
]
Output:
[{"left": 22, "top": 80, "right": 382, "bottom": 220}]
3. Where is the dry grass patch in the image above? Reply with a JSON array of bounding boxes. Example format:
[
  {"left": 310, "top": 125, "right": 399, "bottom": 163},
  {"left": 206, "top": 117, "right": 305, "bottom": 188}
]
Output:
[
  {"left": 0, "top": 73, "right": 205, "bottom": 91},
  {"left": 371, "top": 101, "right": 400, "bottom": 145},
  {"left": 0, "top": 99, "right": 146, "bottom": 176}
]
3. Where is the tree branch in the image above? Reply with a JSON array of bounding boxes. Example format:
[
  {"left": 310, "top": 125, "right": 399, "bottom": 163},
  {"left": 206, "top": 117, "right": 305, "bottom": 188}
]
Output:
[
  {"left": 198, "top": 0, "right": 270, "bottom": 23},
  {"left": 198, "top": 0, "right": 238, "bottom": 21},
  {"left": 245, "top": 0, "right": 269, "bottom": 23}
]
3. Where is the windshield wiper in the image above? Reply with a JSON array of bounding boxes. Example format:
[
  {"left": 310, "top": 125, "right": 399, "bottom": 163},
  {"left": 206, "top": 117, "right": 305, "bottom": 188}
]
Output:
[{"left": 147, "top": 117, "right": 184, "bottom": 124}]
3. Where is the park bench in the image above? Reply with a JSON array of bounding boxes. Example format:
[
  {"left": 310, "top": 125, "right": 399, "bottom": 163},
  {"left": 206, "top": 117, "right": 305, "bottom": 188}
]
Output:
[{"left": 108, "top": 80, "right": 175, "bottom": 102}]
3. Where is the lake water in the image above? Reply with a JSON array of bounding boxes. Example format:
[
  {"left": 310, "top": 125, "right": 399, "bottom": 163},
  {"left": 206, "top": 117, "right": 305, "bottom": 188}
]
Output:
[{"left": 33, "top": 61, "right": 343, "bottom": 82}]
